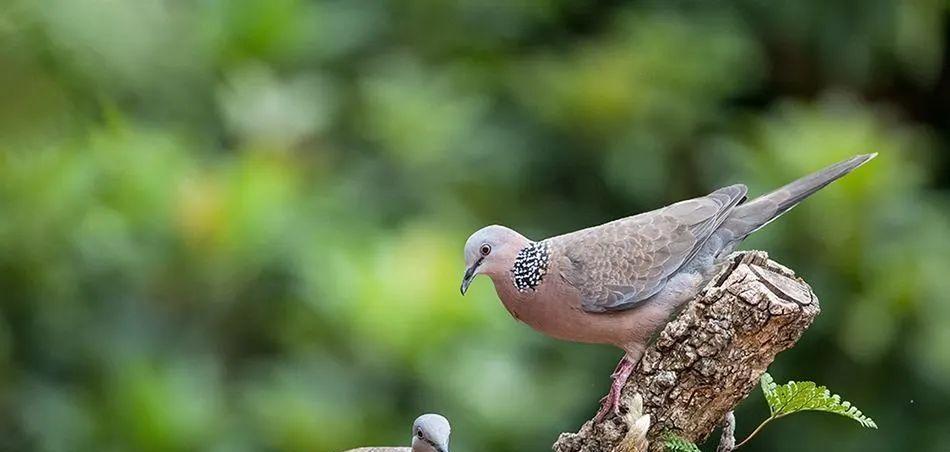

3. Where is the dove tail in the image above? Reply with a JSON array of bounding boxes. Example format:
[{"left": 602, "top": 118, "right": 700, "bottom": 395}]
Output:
[{"left": 715, "top": 153, "right": 877, "bottom": 252}]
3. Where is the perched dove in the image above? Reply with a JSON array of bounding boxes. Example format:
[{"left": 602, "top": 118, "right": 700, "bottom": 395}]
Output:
[
  {"left": 460, "top": 154, "right": 876, "bottom": 421},
  {"left": 345, "top": 413, "right": 450, "bottom": 452}
]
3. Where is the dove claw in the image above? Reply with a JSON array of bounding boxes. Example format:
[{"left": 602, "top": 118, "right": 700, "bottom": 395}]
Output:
[{"left": 594, "top": 357, "right": 635, "bottom": 422}]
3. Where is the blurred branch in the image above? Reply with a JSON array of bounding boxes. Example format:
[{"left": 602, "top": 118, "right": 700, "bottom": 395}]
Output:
[{"left": 553, "top": 251, "right": 820, "bottom": 452}]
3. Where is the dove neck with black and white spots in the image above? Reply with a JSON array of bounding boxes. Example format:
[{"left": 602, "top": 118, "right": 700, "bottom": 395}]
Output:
[{"left": 510, "top": 240, "right": 551, "bottom": 292}]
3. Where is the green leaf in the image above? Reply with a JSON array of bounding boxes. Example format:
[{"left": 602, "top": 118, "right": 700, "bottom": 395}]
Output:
[
  {"left": 662, "top": 432, "right": 701, "bottom": 452},
  {"left": 759, "top": 373, "right": 878, "bottom": 428}
]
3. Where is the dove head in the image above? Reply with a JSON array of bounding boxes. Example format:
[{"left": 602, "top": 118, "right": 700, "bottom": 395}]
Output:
[
  {"left": 411, "top": 413, "right": 450, "bottom": 452},
  {"left": 460, "top": 225, "right": 530, "bottom": 295}
]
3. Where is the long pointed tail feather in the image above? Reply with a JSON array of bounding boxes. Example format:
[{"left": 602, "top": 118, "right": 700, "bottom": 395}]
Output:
[{"left": 717, "top": 153, "right": 876, "bottom": 250}]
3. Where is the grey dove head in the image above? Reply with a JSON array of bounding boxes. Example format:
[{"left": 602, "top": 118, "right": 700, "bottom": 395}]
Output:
[
  {"left": 461, "top": 225, "right": 530, "bottom": 295},
  {"left": 411, "top": 413, "right": 450, "bottom": 452}
]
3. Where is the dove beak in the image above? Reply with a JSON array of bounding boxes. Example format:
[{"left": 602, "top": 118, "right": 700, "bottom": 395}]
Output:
[{"left": 460, "top": 257, "right": 483, "bottom": 295}]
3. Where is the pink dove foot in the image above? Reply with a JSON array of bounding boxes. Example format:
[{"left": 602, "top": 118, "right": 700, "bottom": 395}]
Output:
[{"left": 594, "top": 356, "right": 635, "bottom": 422}]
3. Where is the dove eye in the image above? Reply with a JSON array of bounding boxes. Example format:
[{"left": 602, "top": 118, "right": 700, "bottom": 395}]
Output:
[
  {"left": 416, "top": 429, "right": 424, "bottom": 438},
  {"left": 480, "top": 244, "right": 491, "bottom": 256}
]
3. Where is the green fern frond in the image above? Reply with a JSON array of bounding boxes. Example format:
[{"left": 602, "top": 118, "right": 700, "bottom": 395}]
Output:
[
  {"left": 759, "top": 373, "right": 878, "bottom": 428},
  {"left": 662, "top": 432, "right": 701, "bottom": 452}
]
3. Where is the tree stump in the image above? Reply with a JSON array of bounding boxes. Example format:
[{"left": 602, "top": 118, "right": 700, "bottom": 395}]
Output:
[{"left": 553, "top": 251, "right": 820, "bottom": 452}]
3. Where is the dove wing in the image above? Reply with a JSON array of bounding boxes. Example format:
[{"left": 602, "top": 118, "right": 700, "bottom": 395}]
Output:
[{"left": 555, "top": 184, "right": 747, "bottom": 313}]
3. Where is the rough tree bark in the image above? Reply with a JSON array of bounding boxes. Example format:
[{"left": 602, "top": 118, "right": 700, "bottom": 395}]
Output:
[{"left": 553, "top": 251, "right": 820, "bottom": 452}]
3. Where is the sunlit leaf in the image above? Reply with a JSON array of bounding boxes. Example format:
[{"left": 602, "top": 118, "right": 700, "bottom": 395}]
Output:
[{"left": 760, "top": 373, "right": 877, "bottom": 428}]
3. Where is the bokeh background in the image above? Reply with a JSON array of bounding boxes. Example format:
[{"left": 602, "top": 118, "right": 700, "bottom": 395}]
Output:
[{"left": 1, "top": 1, "right": 949, "bottom": 451}]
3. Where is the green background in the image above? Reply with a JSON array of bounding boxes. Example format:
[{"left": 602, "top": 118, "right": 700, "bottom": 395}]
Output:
[{"left": 1, "top": 1, "right": 948, "bottom": 451}]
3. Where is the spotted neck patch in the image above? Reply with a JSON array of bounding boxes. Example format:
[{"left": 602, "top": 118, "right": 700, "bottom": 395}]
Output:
[{"left": 512, "top": 241, "right": 550, "bottom": 292}]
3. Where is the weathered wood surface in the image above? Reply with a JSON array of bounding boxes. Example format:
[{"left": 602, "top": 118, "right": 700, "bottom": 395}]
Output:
[{"left": 553, "top": 251, "right": 820, "bottom": 452}]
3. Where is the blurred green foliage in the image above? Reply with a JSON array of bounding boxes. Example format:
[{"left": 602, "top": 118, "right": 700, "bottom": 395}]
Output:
[{"left": 0, "top": 1, "right": 948, "bottom": 451}]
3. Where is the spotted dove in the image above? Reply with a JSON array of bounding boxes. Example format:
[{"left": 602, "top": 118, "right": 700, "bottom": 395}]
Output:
[
  {"left": 344, "top": 413, "right": 450, "bottom": 452},
  {"left": 460, "top": 154, "right": 876, "bottom": 421}
]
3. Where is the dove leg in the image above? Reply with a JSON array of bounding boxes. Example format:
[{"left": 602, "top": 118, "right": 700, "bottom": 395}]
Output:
[{"left": 594, "top": 356, "right": 635, "bottom": 422}]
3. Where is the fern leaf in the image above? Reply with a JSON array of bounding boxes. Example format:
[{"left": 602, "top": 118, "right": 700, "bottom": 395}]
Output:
[
  {"left": 759, "top": 373, "right": 878, "bottom": 428},
  {"left": 760, "top": 372, "right": 779, "bottom": 412},
  {"left": 662, "top": 432, "right": 701, "bottom": 452}
]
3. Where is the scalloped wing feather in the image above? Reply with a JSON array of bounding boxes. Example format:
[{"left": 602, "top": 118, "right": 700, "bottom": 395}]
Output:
[{"left": 556, "top": 184, "right": 748, "bottom": 312}]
